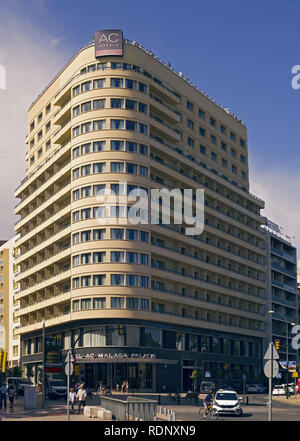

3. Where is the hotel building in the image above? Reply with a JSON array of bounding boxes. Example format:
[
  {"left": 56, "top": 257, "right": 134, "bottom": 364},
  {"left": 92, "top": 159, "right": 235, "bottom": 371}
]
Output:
[{"left": 14, "top": 31, "right": 267, "bottom": 391}]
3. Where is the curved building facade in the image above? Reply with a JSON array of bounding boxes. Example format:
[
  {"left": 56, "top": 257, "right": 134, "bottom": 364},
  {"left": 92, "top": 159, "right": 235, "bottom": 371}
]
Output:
[{"left": 14, "top": 33, "right": 267, "bottom": 391}]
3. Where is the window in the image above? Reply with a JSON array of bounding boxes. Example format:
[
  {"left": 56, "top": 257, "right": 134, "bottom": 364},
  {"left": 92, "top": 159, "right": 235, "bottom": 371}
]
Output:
[
  {"left": 81, "top": 101, "right": 91, "bottom": 112},
  {"left": 139, "top": 123, "right": 147, "bottom": 134},
  {"left": 140, "top": 254, "right": 149, "bottom": 265},
  {"left": 81, "top": 122, "right": 91, "bottom": 133},
  {"left": 139, "top": 166, "right": 148, "bottom": 177},
  {"left": 46, "top": 104, "right": 51, "bottom": 114},
  {"left": 93, "top": 120, "right": 106, "bottom": 130},
  {"left": 211, "top": 152, "right": 217, "bottom": 161},
  {"left": 111, "top": 62, "right": 121, "bottom": 70},
  {"left": 187, "top": 101, "right": 194, "bottom": 111},
  {"left": 240, "top": 154, "right": 246, "bottom": 163},
  {"left": 93, "top": 298, "right": 106, "bottom": 309},
  {"left": 126, "top": 141, "right": 137, "bottom": 152},
  {"left": 210, "top": 134, "right": 217, "bottom": 144},
  {"left": 93, "top": 141, "right": 106, "bottom": 151},
  {"left": 73, "top": 233, "right": 80, "bottom": 244},
  {"left": 94, "top": 184, "right": 106, "bottom": 195},
  {"left": 126, "top": 163, "right": 137, "bottom": 174},
  {"left": 126, "top": 120, "right": 137, "bottom": 131},
  {"left": 140, "top": 231, "right": 148, "bottom": 242},
  {"left": 140, "top": 299, "right": 149, "bottom": 310},
  {"left": 140, "top": 276, "right": 149, "bottom": 288},
  {"left": 93, "top": 78, "right": 106, "bottom": 88},
  {"left": 125, "top": 79, "right": 136, "bottom": 90},
  {"left": 240, "top": 138, "right": 245, "bottom": 147},
  {"left": 111, "top": 297, "right": 124, "bottom": 308},
  {"left": 232, "top": 165, "right": 237, "bottom": 174},
  {"left": 82, "top": 143, "right": 91, "bottom": 154},
  {"left": 222, "top": 158, "right": 227, "bottom": 168},
  {"left": 142, "top": 328, "right": 162, "bottom": 348},
  {"left": 93, "top": 99, "right": 106, "bottom": 109},
  {"left": 93, "top": 252, "right": 106, "bottom": 263},
  {"left": 93, "top": 206, "right": 106, "bottom": 218},
  {"left": 73, "top": 255, "right": 80, "bottom": 266},
  {"left": 82, "top": 81, "right": 91, "bottom": 92},
  {"left": 111, "top": 78, "right": 123, "bottom": 88},
  {"left": 139, "top": 144, "right": 148, "bottom": 155},
  {"left": 111, "top": 119, "right": 124, "bottom": 129},
  {"left": 81, "top": 208, "right": 91, "bottom": 219},
  {"left": 73, "top": 126, "right": 80, "bottom": 137},
  {"left": 111, "top": 275, "right": 125, "bottom": 286},
  {"left": 111, "top": 162, "right": 124, "bottom": 173},
  {"left": 230, "top": 132, "right": 236, "bottom": 141},
  {"left": 93, "top": 229, "right": 106, "bottom": 240},
  {"left": 73, "top": 211, "right": 80, "bottom": 222},
  {"left": 199, "top": 109, "right": 205, "bottom": 119},
  {"left": 231, "top": 148, "right": 236, "bottom": 158},
  {"left": 111, "top": 183, "right": 124, "bottom": 194},
  {"left": 221, "top": 142, "right": 227, "bottom": 151},
  {"left": 73, "top": 278, "right": 80, "bottom": 289},
  {"left": 138, "top": 102, "right": 147, "bottom": 113},
  {"left": 111, "top": 251, "right": 125, "bottom": 263},
  {"left": 210, "top": 117, "right": 216, "bottom": 127},
  {"left": 126, "top": 275, "right": 138, "bottom": 286},
  {"left": 200, "top": 145, "right": 206, "bottom": 155},
  {"left": 126, "top": 298, "right": 138, "bottom": 309},
  {"left": 139, "top": 82, "right": 147, "bottom": 93},
  {"left": 220, "top": 125, "right": 226, "bottom": 134},
  {"left": 125, "top": 99, "right": 136, "bottom": 110},
  {"left": 81, "top": 164, "right": 91, "bottom": 176},
  {"left": 93, "top": 162, "right": 106, "bottom": 173},
  {"left": 199, "top": 127, "right": 206, "bottom": 137},
  {"left": 188, "top": 137, "right": 194, "bottom": 147},
  {"left": 81, "top": 299, "right": 91, "bottom": 309},
  {"left": 81, "top": 253, "right": 91, "bottom": 264},
  {"left": 241, "top": 171, "right": 246, "bottom": 180},
  {"left": 111, "top": 98, "right": 124, "bottom": 108},
  {"left": 73, "top": 85, "right": 80, "bottom": 96},
  {"left": 187, "top": 119, "right": 194, "bottom": 130},
  {"left": 81, "top": 276, "right": 91, "bottom": 287},
  {"left": 111, "top": 228, "right": 124, "bottom": 239},
  {"left": 81, "top": 230, "right": 91, "bottom": 242},
  {"left": 126, "top": 252, "right": 138, "bottom": 264},
  {"left": 126, "top": 229, "right": 138, "bottom": 240},
  {"left": 93, "top": 275, "right": 106, "bottom": 286},
  {"left": 73, "top": 299, "right": 80, "bottom": 310},
  {"left": 111, "top": 140, "right": 124, "bottom": 151},
  {"left": 88, "top": 64, "right": 96, "bottom": 72},
  {"left": 73, "top": 189, "right": 80, "bottom": 200}
]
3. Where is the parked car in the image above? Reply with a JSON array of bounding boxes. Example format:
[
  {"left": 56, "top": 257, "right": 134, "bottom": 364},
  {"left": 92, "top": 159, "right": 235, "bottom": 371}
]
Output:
[
  {"left": 6, "top": 377, "right": 33, "bottom": 396},
  {"left": 213, "top": 390, "right": 243, "bottom": 416},
  {"left": 247, "top": 384, "right": 266, "bottom": 394},
  {"left": 47, "top": 379, "right": 68, "bottom": 399},
  {"left": 272, "top": 385, "right": 285, "bottom": 396}
]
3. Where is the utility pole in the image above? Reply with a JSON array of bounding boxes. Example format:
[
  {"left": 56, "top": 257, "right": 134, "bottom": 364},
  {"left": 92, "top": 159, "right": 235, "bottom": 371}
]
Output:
[{"left": 42, "top": 319, "right": 45, "bottom": 409}]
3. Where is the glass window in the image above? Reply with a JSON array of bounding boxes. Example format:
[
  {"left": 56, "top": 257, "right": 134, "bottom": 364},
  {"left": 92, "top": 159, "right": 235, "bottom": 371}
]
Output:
[
  {"left": 93, "top": 99, "right": 106, "bottom": 109},
  {"left": 140, "top": 231, "right": 148, "bottom": 242},
  {"left": 139, "top": 166, "right": 148, "bottom": 177},
  {"left": 73, "top": 233, "right": 80, "bottom": 244},
  {"left": 73, "top": 85, "right": 80, "bottom": 96},
  {"left": 140, "top": 254, "right": 149, "bottom": 265},
  {"left": 126, "top": 298, "right": 138, "bottom": 309},
  {"left": 111, "top": 251, "right": 125, "bottom": 263},
  {"left": 111, "top": 98, "right": 124, "bottom": 108},
  {"left": 125, "top": 99, "right": 137, "bottom": 110},
  {"left": 111, "top": 62, "right": 121, "bottom": 70},
  {"left": 93, "top": 141, "right": 106, "bottom": 151},
  {"left": 93, "top": 162, "right": 106, "bottom": 173},
  {"left": 111, "top": 275, "right": 125, "bottom": 286},
  {"left": 81, "top": 186, "right": 91, "bottom": 197},
  {"left": 81, "top": 298, "right": 91, "bottom": 309},
  {"left": 140, "top": 276, "right": 149, "bottom": 288},
  {"left": 111, "top": 228, "right": 124, "bottom": 239},
  {"left": 139, "top": 123, "right": 147, "bottom": 134},
  {"left": 111, "top": 297, "right": 124, "bottom": 307},
  {"left": 73, "top": 126, "right": 80, "bottom": 137},
  {"left": 81, "top": 253, "right": 91, "bottom": 264},
  {"left": 126, "top": 252, "right": 138, "bottom": 263},
  {"left": 138, "top": 102, "right": 147, "bottom": 113},
  {"left": 125, "top": 79, "right": 136, "bottom": 90},
  {"left": 81, "top": 101, "right": 92, "bottom": 112},
  {"left": 93, "top": 298, "right": 106, "bottom": 309},
  {"left": 139, "top": 82, "right": 147, "bottom": 93},
  {"left": 198, "top": 109, "right": 205, "bottom": 119},
  {"left": 94, "top": 184, "right": 106, "bottom": 195},
  {"left": 93, "top": 274, "right": 106, "bottom": 286},
  {"left": 93, "top": 252, "right": 106, "bottom": 263},
  {"left": 126, "top": 163, "right": 137, "bottom": 174},
  {"left": 82, "top": 143, "right": 91, "bottom": 154},
  {"left": 73, "top": 211, "right": 80, "bottom": 222},
  {"left": 176, "top": 333, "right": 185, "bottom": 351},
  {"left": 126, "top": 120, "right": 137, "bottom": 131},
  {"left": 93, "top": 206, "right": 106, "bottom": 218},
  {"left": 73, "top": 189, "right": 80, "bottom": 200},
  {"left": 140, "top": 299, "right": 149, "bottom": 310},
  {"left": 111, "top": 119, "right": 124, "bottom": 129},
  {"left": 73, "top": 147, "right": 80, "bottom": 158},
  {"left": 187, "top": 101, "right": 194, "bottom": 111},
  {"left": 93, "top": 229, "right": 106, "bottom": 240},
  {"left": 93, "top": 120, "right": 106, "bottom": 130},
  {"left": 111, "top": 140, "right": 124, "bottom": 151},
  {"left": 81, "top": 164, "right": 91, "bottom": 176},
  {"left": 81, "top": 208, "right": 91, "bottom": 219},
  {"left": 93, "top": 78, "right": 106, "bottom": 89},
  {"left": 110, "top": 78, "right": 123, "bottom": 88},
  {"left": 73, "top": 300, "right": 80, "bottom": 310},
  {"left": 126, "top": 141, "right": 137, "bottom": 152},
  {"left": 139, "top": 144, "right": 148, "bottom": 155},
  {"left": 111, "top": 162, "right": 124, "bottom": 173},
  {"left": 73, "top": 105, "right": 80, "bottom": 117},
  {"left": 73, "top": 255, "right": 80, "bottom": 266},
  {"left": 81, "top": 230, "right": 91, "bottom": 242},
  {"left": 189, "top": 334, "right": 198, "bottom": 352},
  {"left": 126, "top": 326, "right": 140, "bottom": 346},
  {"left": 81, "top": 276, "right": 91, "bottom": 287},
  {"left": 143, "top": 328, "right": 162, "bottom": 348},
  {"left": 82, "top": 81, "right": 91, "bottom": 92},
  {"left": 106, "top": 326, "right": 125, "bottom": 346},
  {"left": 111, "top": 183, "right": 124, "bottom": 195},
  {"left": 199, "top": 127, "right": 205, "bottom": 137},
  {"left": 126, "top": 229, "right": 138, "bottom": 240}
]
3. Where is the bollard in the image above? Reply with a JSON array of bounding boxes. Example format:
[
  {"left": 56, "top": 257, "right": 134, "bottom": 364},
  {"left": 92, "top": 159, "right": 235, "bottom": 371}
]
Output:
[
  {"left": 246, "top": 396, "right": 249, "bottom": 405},
  {"left": 158, "top": 395, "right": 161, "bottom": 405}
]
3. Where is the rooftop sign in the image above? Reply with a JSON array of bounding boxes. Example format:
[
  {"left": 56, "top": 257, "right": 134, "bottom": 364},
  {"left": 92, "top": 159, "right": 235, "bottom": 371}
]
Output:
[{"left": 95, "top": 29, "right": 123, "bottom": 57}]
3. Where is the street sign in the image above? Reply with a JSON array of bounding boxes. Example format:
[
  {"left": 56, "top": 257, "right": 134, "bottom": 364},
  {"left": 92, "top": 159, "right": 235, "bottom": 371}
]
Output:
[
  {"left": 205, "top": 371, "right": 211, "bottom": 378},
  {"left": 242, "top": 373, "right": 247, "bottom": 381},
  {"left": 65, "top": 361, "right": 73, "bottom": 376},
  {"left": 264, "top": 360, "right": 279, "bottom": 378},
  {"left": 276, "top": 372, "right": 282, "bottom": 379},
  {"left": 292, "top": 372, "right": 298, "bottom": 378},
  {"left": 279, "top": 361, "right": 296, "bottom": 371},
  {"left": 264, "top": 343, "right": 279, "bottom": 360}
]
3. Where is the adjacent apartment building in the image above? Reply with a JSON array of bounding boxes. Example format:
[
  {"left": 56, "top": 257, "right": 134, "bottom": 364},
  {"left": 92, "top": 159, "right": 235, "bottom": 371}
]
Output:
[
  {"left": 0, "top": 237, "right": 20, "bottom": 367},
  {"left": 14, "top": 31, "right": 267, "bottom": 391},
  {"left": 264, "top": 220, "right": 298, "bottom": 363}
]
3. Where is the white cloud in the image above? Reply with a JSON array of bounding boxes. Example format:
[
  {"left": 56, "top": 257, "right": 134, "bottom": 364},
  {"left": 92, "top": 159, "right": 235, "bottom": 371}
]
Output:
[
  {"left": 0, "top": 11, "right": 67, "bottom": 240},
  {"left": 250, "top": 168, "right": 299, "bottom": 252}
]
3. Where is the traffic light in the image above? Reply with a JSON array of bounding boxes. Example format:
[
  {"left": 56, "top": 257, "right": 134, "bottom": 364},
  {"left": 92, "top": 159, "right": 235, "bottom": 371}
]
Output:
[
  {"left": 118, "top": 324, "right": 124, "bottom": 335},
  {"left": 275, "top": 339, "right": 280, "bottom": 351}
]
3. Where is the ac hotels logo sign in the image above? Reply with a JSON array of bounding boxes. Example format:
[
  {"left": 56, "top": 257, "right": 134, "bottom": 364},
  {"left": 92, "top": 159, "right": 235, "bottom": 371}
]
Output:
[{"left": 95, "top": 29, "right": 123, "bottom": 57}]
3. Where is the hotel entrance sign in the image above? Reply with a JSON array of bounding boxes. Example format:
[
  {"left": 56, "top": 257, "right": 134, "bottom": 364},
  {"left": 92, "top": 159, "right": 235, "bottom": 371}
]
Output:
[{"left": 95, "top": 30, "right": 123, "bottom": 57}]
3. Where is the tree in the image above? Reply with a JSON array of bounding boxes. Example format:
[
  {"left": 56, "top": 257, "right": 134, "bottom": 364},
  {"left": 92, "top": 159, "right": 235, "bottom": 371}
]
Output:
[
  {"left": 26, "top": 364, "right": 34, "bottom": 381},
  {"left": 7, "top": 365, "right": 22, "bottom": 378}
]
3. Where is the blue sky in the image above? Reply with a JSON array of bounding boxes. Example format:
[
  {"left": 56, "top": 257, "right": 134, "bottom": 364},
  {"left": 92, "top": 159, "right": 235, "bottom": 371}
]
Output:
[{"left": 0, "top": 0, "right": 300, "bottom": 247}]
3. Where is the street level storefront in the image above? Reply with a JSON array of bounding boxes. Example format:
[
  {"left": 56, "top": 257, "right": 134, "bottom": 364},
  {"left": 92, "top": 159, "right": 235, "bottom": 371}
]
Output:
[{"left": 20, "top": 319, "right": 264, "bottom": 392}]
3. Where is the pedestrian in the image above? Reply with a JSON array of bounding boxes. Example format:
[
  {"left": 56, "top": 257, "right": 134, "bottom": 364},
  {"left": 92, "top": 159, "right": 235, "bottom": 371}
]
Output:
[
  {"left": 76, "top": 384, "right": 87, "bottom": 414},
  {"left": 8, "top": 386, "right": 15, "bottom": 409},
  {"left": 125, "top": 380, "right": 129, "bottom": 393},
  {"left": 69, "top": 387, "right": 77, "bottom": 414},
  {"left": 0, "top": 384, "right": 7, "bottom": 410}
]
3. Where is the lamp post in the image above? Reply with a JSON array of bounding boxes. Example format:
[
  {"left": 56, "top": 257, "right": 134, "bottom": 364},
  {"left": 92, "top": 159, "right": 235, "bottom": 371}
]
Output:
[
  {"left": 286, "top": 321, "right": 295, "bottom": 400},
  {"left": 267, "top": 310, "right": 274, "bottom": 422}
]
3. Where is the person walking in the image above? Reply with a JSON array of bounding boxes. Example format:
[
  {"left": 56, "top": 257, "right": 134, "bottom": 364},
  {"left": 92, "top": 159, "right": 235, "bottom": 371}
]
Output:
[
  {"left": 76, "top": 384, "right": 87, "bottom": 414},
  {"left": 69, "top": 388, "right": 77, "bottom": 414},
  {"left": 7, "top": 386, "right": 14, "bottom": 409},
  {"left": 0, "top": 384, "right": 7, "bottom": 410}
]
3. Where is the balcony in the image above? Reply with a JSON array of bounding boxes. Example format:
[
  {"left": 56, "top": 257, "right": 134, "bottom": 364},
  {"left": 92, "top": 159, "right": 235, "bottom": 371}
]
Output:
[
  {"left": 271, "top": 262, "right": 296, "bottom": 279},
  {"left": 149, "top": 114, "right": 181, "bottom": 142}
]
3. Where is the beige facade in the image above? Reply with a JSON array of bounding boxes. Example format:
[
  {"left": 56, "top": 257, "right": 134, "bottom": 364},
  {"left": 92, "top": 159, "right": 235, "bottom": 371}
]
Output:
[
  {"left": 0, "top": 237, "right": 20, "bottom": 366},
  {"left": 14, "top": 37, "right": 267, "bottom": 387}
]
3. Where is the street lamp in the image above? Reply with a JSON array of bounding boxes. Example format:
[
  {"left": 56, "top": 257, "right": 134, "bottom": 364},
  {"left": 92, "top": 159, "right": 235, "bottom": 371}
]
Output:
[
  {"left": 286, "top": 321, "right": 295, "bottom": 400},
  {"left": 267, "top": 310, "right": 274, "bottom": 422}
]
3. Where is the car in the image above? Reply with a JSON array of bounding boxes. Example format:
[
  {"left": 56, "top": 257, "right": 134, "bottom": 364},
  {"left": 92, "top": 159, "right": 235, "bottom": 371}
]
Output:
[
  {"left": 247, "top": 384, "right": 266, "bottom": 394},
  {"left": 47, "top": 379, "right": 68, "bottom": 399},
  {"left": 6, "top": 377, "right": 33, "bottom": 396},
  {"left": 272, "top": 385, "right": 285, "bottom": 396},
  {"left": 213, "top": 390, "right": 243, "bottom": 416}
]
